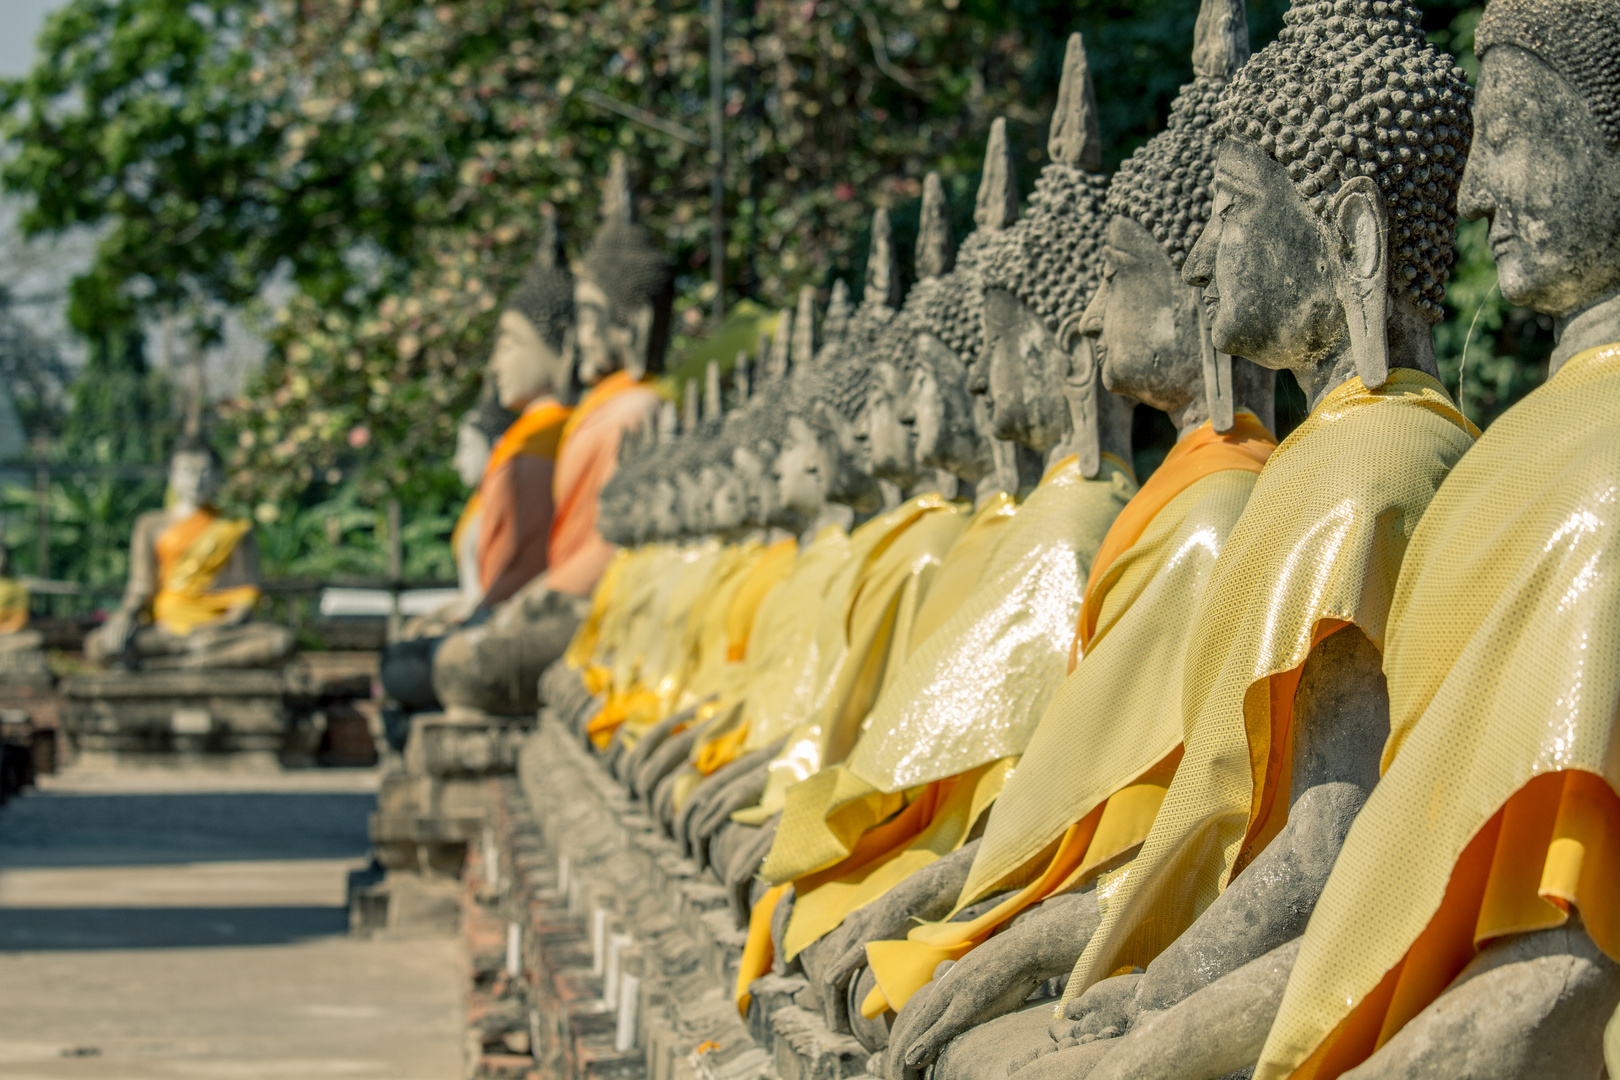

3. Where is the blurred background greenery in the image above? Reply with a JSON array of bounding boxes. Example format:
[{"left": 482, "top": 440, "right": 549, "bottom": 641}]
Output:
[{"left": 0, "top": 0, "right": 1550, "bottom": 610}]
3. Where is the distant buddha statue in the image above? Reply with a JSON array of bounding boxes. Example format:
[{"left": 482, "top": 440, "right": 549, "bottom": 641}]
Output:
[
  {"left": 993, "top": 5, "right": 1476, "bottom": 1077},
  {"left": 0, "top": 543, "right": 28, "bottom": 637},
  {"left": 1249, "top": 3, "right": 1620, "bottom": 1077},
  {"left": 380, "top": 217, "right": 574, "bottom": 712},
  {"left": 85, "top": 440, "right": 294, "bottom": 670},
  {"left": 432, "top": 154, "right": 666, "bottom": 716}
]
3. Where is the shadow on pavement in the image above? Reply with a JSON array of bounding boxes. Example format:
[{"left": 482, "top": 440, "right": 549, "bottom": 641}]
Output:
[
  {"left": 0, "top": 905, "right": 351, "bottom": 950},
  {"left": 0, "top": 792, "right": 374, "bottom": 868}
]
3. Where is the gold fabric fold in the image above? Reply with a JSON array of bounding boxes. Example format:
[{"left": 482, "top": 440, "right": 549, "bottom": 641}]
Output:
[
  {"left": 1257, "top": 344, "right": 1620, "bottom": 1080},
  {"left": 1066, "top": 370, "right": 1478, "bottom": 1003}
]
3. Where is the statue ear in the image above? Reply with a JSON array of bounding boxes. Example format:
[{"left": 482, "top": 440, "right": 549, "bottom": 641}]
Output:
[
  {"left": 625, "top": 303, "right": 656, "bottom": 381},
  {"left": 1057, "top": 312, "right": 1101, "bottom": 479},
  {"left": 1196, "top": 290, "right": 1235, "bottom": 432},
  {"left": 1331, "top": 176, "right": 1390, "bottom": 389}
]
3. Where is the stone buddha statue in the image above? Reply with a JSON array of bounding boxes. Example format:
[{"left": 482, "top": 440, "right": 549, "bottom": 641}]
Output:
[
  {"left": 978, "top": 5, "right": 1476, "bottom": 1078},
  {"left": 432, "top": 155, "right": 666, "bottom": 716},
  {"left": 380, "top": 221, "right": 574, "bottom": 712},
  {"left": 1245, "top": 3, "right": 1620, "bottom": 1078},
  {"left": 85, "top": 440, "right": 294, "bottom": 671}
]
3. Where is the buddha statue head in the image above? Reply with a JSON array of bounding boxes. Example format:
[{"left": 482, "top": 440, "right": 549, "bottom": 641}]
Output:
[
  {"left": 169, "top": 438, "right": 224, "bottom": 512},
  {"left": 858, "top": 174, "right": 956, "bottom": 490},
  {"left": 775, "top": 214, "right": 899, "bottom": 517},
  {"left": 576, "top": 152, "right": 675, "bottom": 385},
  {"left": 492, "top": 207, "right": 576, "bottom": 409},
  {"left": 452, "top": 381, "right": 513, "bottom": 488},
  {"left": 1463, "top": 0, "right": 1620, "bottom": 366},
  {"left": 904, "top": 122, "right": 1025, "bottom": 493},
  {"left": 1185, "top": 0, "right": 1472, "bottom": 407},
  {"left": 1082, "top": 0, "right": 1275, "bottom": 434},
  {"left": 974, "top": 35, "right": 1135, "bottom": 474}
]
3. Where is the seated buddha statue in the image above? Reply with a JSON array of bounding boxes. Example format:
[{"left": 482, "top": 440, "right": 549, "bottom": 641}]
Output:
[
  {"left": 380, "top": 221, "right": 575, "bottom": 712},
  {"left": 981, "top": 6, "right": 1478, "bottom": 1078},
  {"left": 1245, "top": 4, "right": 1620, "bottom": 1078},
  {"left": 432, "top": 153, "right": 666, "bottom": 716},
  {"left": 752, "top": 39, "right": 1153, "bottom": 1036},
  {"left": 85, "top": 440, "right": 294, "bottom": 671}
]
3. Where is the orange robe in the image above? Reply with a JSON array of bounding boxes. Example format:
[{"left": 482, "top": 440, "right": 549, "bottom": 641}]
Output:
[
  {"left": 476, "top": 398, "right": 570, "bottom": 606},
  {"left": 545, "top": 372, "right": 662, "bottom": 597}
]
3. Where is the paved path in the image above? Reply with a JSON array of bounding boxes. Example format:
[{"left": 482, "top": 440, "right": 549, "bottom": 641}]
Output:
[{"left": 0, "top": 766, "right": 463, "bottom": 1079}]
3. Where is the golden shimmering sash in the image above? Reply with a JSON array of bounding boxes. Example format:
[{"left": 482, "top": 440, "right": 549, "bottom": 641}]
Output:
[
  {"left": 1256, "top": 345, "right": 1620, "bottom": 1080},
  {"left": 151, "top": 509, "right": 258, "bottom": 636},
  {"left": 1066, "top": 370, "right": 1477, "bottom": 1004}
]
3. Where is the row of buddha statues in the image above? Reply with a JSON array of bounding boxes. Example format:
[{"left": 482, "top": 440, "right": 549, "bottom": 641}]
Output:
[
  {"left": 58, "top": 0, "right": 1619, "bottom": 1073},
  {"left": 534, "top": 0, "right": 1620, "bottom": 1077}
]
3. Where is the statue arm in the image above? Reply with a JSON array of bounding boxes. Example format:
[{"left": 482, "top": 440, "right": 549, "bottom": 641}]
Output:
[
  {"left": 119, "top": 512, "right": 163, "bottom": 616},
  {"left": 210, "top": 529, "right": 264, "bottom": 626}
]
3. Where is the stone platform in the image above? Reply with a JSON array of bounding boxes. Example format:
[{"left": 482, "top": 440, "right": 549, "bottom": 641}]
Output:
[
  {"left": 461, "top": 713, "right": 877, "bottom": 1080},
  {"left": 61, "top": 654, "right": 375, "bottom": 766}
]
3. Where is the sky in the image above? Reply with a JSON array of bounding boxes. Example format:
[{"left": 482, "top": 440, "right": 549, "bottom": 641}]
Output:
[{"left": 1, "top": 0, "right": 61, "bottom": 79}]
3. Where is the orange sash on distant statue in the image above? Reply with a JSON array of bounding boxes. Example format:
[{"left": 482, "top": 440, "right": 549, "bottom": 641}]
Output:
[
  {"left": 476, "top": 398, "right": 571, "bottom": 600},
  {"left": 151, "top": 509, "right": 258, "bottom": 636},
  {"left": 0, "top": 578, "right": 28, "bottom": 634}
]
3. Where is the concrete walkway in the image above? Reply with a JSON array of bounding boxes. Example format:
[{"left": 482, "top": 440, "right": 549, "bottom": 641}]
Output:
[{"left": 0, "top": 766, "right": 463, "bottom": 1079}]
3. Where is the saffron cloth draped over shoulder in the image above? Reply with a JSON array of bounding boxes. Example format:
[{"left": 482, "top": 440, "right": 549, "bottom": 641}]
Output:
[
  {"left": 152, "top": 508, "right": 260, "bottom": 636},
  {"left": 1065, "top": 370, "right": 1478, "bottom": 1002},
  {"left": 475, "top": 396, "right": 571, "bottom": 606},
  {"left": 547, "top": 371, "right": 663, "bottom": 597},
  {"left": 1255, "top": 343, "right": 1620, "bottom": 1080}
]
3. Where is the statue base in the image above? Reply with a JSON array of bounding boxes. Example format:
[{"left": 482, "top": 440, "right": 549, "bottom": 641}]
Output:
[{"left": 60, "top": 656, "right": 375, "bottom": 765}]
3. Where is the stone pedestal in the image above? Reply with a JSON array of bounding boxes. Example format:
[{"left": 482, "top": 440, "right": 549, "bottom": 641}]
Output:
[{"left": 60, "top": 655, "right": 375, "bottom": 766}]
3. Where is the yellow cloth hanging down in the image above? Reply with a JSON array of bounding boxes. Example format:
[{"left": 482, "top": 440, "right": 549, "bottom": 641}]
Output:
[
  {"left": 587, "top": 542, "right": 717, "bottom": 747},
  {"left": 564, "top": 545, "right": 631, "bottom": 675},
  {"left": 726, "top": 537, "right": 800, "bottom": 662},
  {"left": 577, "top": 543, "right": 664, "bottom": 688},
  {"left": 733, "top": 494, "right": 970, "bottom": 825},
  {"left": 668, "top": 540, "right": 767, "bottom": 709},
  {"left": 0, "top": 577, "right": 29, "bottom": 634},
  {"left": 1064, "top": 371, "right": 1478, "bottom": 1005},
  {"left": 764, "top": 455, "right": 1139, "bottom": 964},
  {"left": 1256, "top": 343, "right": 1620, "bottom": 1080},
  {"left": 862, "top": 416, "right": 1277, "bottom": 1016},
  {"left": 688, "top": 524, "right": 855, "bottom": 776},
  {"left": 151, "top": 509, "right": 260, "bottom": 636}
]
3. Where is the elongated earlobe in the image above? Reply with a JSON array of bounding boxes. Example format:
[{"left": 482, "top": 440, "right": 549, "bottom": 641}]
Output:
[
  {"left": 1333, "top": 177, "right": 1390, "bottom": 389},
  {"left": 1059, "top": 313, "right": 1101, "bottom": 479},
  {"left": 1197, "top": 294, "right": 1235, "bottom": 432}
]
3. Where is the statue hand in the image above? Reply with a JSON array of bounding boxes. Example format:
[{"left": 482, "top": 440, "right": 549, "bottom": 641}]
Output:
[
  {"left": 1047, "top": 971, "right": 1143, "bottom": 1046},
  {"left": 891, "top": 892, "right": 1099, "bottom": 1076}
]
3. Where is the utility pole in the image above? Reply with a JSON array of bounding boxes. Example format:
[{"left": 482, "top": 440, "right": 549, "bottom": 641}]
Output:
[{"left": 710, "top": 0, "right": 725, "bottom": 324}]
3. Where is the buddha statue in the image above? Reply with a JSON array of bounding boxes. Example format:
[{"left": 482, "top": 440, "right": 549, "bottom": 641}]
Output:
[
  {"left": 85, "top": 440, "right": 294, "bottom": 671},
  {"left": 752, "top": 38, "right": 1154, "bottom": 1042},
  {"left": 432, "top": 154, "right": 666, "bottom": 716},
  {"left": 380, "top": 220, "right": 575, "bottom": 713},
  {"left": 1245, "top": 3, "right": 1620, "bottom": 1077},
  {"left": 980, "top": 5, "right": 1476, "bottom": 1078}
]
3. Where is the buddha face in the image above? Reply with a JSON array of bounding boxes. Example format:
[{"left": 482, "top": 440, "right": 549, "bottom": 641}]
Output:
[
  {"left": 775, "top": 415, "right": 832, "bottom": 518},
  {"left": 575, "top": 278, "right": 655, "bottom": 385},
  {"left": 909, "top": 332, "right": 993, "bottom": 483},
  {"left": 1460, "top": 46, "right": 1620, "bottom": 319},
  {"left": 857, "top": 360, "right": 918, "bottom": 486},
  {"left": 491, "top": 310, "right": 572, "bottom": 410},
  {"left": 452, "top": 422, "right": 491, "bottom": 489},
  {"left": 1085, "top": 215, "right": 1205, "bottom": 413},
  {"left": 649, "top": 477, "right": 682, "bottom": 539},
  {"left": 169, "top": 451, "right": 221, "bottom": 509},
  {"left": 708, "top": 464, "right": 747, "bottom": 532},
  {"left": 975, "top": 288, "right": 1071, "bottom": 452},
  {"left": 1184, "top": 140, "right": 1347, "bottom": 375}
]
